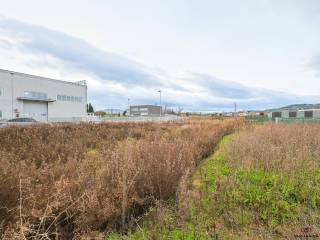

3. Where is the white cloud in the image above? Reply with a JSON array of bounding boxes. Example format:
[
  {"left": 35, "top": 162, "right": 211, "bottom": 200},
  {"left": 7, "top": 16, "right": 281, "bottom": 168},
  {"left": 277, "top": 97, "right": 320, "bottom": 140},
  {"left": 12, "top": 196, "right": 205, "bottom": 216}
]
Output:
[{"left": 0, "top": 13, "right": 319, "bottom": 111}]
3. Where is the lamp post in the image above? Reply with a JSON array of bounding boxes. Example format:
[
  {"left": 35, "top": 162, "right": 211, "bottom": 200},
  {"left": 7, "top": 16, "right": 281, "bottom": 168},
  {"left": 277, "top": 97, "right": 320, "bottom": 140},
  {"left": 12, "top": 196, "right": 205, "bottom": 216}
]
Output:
[
  {"left": 128, "top": 98, "right": 130, "bottom": 116},
  {"left": 158, "top": 90, "right": 162, "bottom": 117}
]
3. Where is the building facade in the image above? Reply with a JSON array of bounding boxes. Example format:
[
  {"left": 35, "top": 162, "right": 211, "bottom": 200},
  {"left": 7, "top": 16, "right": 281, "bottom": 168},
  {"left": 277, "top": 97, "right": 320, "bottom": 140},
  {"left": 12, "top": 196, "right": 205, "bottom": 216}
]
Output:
[
  {"left": 0, "top": 69, "right": 87, "bottom": 122},
  {"left": 130, "top": 105, "right": 162, "bottom": 116},
  {"left": 268, "top": 109, "right": 320, "bottom": 119}
]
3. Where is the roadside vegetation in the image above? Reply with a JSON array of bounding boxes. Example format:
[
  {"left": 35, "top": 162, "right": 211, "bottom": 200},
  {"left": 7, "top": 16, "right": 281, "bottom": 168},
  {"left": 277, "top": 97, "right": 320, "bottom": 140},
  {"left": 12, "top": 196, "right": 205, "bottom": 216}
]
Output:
[
  {"left": 117, "top": 123, "right": 320, "bottom": 239},
  {"left": 0, "top": 118, "right": 241, "bottom": 239}
]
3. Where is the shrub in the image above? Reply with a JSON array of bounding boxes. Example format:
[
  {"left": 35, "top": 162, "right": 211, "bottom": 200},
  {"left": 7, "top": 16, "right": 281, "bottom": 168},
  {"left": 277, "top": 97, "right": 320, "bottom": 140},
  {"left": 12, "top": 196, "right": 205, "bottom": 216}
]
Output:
[{"left": 0, "top": 118, "right": 242, "bottom": 238}]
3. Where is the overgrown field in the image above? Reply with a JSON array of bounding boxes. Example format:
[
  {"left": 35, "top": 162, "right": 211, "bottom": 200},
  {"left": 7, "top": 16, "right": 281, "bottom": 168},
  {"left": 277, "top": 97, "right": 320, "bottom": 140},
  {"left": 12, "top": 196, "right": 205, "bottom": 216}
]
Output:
[
  {"left": 0, "top": 119, "right": 241, "bottom": 239},
  {"left": 120, "top": 123, "right": 320, "bottom": 239}
]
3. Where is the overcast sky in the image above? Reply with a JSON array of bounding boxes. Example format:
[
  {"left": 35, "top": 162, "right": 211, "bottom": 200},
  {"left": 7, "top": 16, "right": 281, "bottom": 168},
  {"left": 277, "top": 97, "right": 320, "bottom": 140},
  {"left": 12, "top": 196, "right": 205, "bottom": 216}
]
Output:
[{"left": 1, "top": 0, "right": 320, "bottom": 111}]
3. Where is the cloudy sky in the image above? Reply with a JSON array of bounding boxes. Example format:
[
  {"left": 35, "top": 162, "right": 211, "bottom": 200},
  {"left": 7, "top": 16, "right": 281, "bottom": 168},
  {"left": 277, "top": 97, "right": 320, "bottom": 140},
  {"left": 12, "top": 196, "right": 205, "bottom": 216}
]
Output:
[{"left": 0, "top": 0, "right": 320, "bottom": 112}]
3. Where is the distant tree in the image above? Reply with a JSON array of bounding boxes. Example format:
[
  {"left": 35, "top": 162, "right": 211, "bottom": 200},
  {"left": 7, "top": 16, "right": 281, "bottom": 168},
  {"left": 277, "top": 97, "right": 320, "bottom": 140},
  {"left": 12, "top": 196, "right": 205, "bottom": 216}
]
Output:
[
  {"left": 122, "top": 110, "right": 127, "bottom": 116},
  {"left": 87, "top": 103, "right": 94, "bottom": 113}
]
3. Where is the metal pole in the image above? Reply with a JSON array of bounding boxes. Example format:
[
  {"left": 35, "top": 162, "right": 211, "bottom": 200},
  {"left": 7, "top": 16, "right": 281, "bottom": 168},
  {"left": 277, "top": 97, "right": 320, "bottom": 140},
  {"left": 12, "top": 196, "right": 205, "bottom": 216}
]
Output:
[
  {"left": 128, "top": 98, "right": 130, "bottom": 116},
  {"left": 11, "top": 73, "right": 13, "bottom": 118},
  {"left": 158, "top": 90, "right": 162, "bottom": 117}
]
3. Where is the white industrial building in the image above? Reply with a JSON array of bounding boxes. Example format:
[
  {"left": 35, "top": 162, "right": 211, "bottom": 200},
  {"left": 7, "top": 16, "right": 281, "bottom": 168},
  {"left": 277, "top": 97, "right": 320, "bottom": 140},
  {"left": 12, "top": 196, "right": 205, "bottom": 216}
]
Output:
[{"left": 0, "top": 69, "right": 87, "bottom": 122}]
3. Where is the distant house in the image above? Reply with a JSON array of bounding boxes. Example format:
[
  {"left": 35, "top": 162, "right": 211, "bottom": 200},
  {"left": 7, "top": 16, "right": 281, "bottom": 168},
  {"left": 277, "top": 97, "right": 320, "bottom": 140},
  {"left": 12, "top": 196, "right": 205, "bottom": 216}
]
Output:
[
  {"left": 268, "top": 109, "right": 320, "bottom": 119},
  {"left": 130, "top": 105, "right": 162, "bottom": 117}
]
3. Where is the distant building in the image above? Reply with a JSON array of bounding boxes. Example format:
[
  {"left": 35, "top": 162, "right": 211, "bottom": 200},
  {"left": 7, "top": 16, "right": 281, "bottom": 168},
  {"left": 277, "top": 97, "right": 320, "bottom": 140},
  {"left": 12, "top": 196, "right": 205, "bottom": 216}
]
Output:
[
  {"left": 268, "top": 109, "right": 320, "bottom": 119},
  {"left": 223, "top": 112, "right": 233, "bottom": 117},
  {"left": 130, "top": 105, "right": 162, "bottom": 116},
  {"left": 0, "top": 69, "right": 87, "bottom": 122},
  {"left": 102, "top": 109, "right": 123, "bottom": 115},
  {"left": 236, "top": 111, "right": 249, "bottom": 117},
  {"left": 247, "top": 111, "right": 265, "bottom": 116}
]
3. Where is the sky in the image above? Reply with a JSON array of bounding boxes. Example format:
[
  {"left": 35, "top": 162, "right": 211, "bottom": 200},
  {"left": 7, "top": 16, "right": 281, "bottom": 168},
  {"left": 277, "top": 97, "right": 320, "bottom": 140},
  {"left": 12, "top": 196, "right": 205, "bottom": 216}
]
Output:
[{"left": 0, "top": 0, "right": 320, "bottom": 112}]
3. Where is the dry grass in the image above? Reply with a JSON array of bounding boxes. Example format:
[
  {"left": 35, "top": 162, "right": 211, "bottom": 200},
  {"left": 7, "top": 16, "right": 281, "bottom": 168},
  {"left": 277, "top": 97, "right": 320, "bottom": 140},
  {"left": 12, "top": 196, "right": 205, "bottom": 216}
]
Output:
[
  {"left": 227, "top": 123, "right": 320, "bottom": 171},
  {"left": 111, "top": 123, "right": 320, "bottom": 239},
  {"left": 0, "top": 118, "right": 242, "bottom": 239}
]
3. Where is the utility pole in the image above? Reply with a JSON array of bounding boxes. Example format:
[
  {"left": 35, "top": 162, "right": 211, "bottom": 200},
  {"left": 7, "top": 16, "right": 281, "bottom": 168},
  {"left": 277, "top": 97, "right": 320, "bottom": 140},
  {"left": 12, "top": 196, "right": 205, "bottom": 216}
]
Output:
[
  {"left": 234, "top": 102, "right": 237, "bottom": 117},
  {"left": 158, "top": 90, "right": 162, "bottom": 117}
]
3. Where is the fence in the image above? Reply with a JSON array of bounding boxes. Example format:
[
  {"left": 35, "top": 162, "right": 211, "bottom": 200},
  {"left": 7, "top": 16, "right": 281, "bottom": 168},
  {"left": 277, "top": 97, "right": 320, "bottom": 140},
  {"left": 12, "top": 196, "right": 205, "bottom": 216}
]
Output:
[
  {"left": 102, "top": 115, "right": 183, "bottom": 123},
  {"left": 246, "top": 116, "right": 320, "bottom": 124}
]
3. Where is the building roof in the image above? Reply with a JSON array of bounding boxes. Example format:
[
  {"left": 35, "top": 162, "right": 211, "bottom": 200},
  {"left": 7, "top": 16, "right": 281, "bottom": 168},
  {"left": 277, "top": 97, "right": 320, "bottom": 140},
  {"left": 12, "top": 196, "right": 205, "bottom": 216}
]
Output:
[
  {"left": 270, "top": 108, "right": 320, "bottom": 112},
  {"left": 0, "top": 68, "right": 87, "bottom": 87}
]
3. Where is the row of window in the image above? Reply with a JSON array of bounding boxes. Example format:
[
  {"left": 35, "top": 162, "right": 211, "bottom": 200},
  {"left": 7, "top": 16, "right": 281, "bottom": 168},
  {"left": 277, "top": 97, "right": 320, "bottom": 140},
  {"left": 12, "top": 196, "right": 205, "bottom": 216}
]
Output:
[
  {"left": 131, "top": 107, "right": 148, "bottom": 112},
  {"left": 272, "top": 111, "right": 314, "bottom": 118},
  {"left": 24, "top": 91, "right": 48, "bottom": 100},
  {"left": 57, "top": 95, "right": 83, "bottom": 103},
  {"left": 0, "top": 88, "right": 83, "bottom": 104}
]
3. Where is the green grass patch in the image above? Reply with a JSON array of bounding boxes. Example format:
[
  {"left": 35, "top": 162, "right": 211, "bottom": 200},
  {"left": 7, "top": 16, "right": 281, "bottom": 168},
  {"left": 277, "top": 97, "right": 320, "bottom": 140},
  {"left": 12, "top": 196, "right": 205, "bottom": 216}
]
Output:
[{"left": 110, "top": 134, "right": 320, "bottom": 239}]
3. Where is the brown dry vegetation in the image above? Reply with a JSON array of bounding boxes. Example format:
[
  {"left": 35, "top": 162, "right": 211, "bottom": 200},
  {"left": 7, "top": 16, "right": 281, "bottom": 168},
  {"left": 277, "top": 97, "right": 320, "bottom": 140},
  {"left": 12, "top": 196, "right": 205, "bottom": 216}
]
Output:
[
  {"left": 227, "top": 123, "right": 320, "bottom": 171},
  {"left": 120, "top": 123, "right": 320, "bottom": 239},
  {"left": 0, "top": 118, "right": 242, "bottom": 239}
]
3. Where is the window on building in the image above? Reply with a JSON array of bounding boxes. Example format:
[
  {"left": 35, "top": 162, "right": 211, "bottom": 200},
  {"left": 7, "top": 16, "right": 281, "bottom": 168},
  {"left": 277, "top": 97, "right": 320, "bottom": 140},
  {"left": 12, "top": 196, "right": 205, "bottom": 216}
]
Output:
[
  {"left": 58, "top": 95, "right": 83, "bottom": 103},
  {"left": 24, "top": 91, "right": 48, "bottom": 100},
  {"left": 289, "top": 111, "right": 297, "bottom": 118},
  {"left": 0, "top": 88, "right": 3, "bottom": 97},
  {"left": 0, "top": 110, "right": 2, "bottom": 119},
  {"left": 272, "top": 112, "right": 282, "bottom": 118},
  {"left": 140, "top": 108, "right": 148, "bottom": 111},
  {"left": 304, "top": 111, "right": 313, "bottom": 118}
]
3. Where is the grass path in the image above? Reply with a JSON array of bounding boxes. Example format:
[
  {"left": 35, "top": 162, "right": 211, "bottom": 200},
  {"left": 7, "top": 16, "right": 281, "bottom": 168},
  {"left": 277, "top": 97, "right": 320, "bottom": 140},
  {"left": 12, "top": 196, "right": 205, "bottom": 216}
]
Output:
[
  {"left": 192, "top": 134, "right": 233, "bottom": 190},
  {"left": 189, "top": 133, "right": 320, "bottom": 239},
  {"left": 108, "top": 132, "right": 320, "bottom": 239},
  {"left": 107, "top": 134, "right": 235, "bottom": 240}
]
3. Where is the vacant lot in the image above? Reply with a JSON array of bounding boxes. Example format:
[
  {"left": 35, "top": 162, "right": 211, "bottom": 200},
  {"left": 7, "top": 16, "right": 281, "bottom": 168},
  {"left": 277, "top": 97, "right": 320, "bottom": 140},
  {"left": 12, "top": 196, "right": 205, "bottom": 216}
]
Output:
[
  {"left": 121, "top": 123, "right": 320, "bottom": 239},
  {"left": 0, "top": 119, "right": 241, "bottom": 239}
]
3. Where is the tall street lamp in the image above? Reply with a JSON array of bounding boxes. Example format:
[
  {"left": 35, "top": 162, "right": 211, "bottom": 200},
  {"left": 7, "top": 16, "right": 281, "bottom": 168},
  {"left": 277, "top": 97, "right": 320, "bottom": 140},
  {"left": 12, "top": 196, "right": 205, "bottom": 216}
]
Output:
[
  {"left": 158, "top": 90, "right": 162, "bottom": 117},
  {"left": 128, "top": 98, "right": 130, "bottom": 116}
]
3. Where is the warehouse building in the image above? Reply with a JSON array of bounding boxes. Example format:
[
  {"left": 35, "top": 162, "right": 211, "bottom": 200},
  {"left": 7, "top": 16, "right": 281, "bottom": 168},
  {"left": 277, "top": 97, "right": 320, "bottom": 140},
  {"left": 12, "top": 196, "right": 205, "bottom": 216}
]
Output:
[
  {"left": 0, "top": 69, "right": 87, "bottom": 122},
  {"left": 268, "top": 109, "right": 320, "bottom": 119},
  {"left": 130, "top": 105, "right": 162, "bottom": 116}
]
